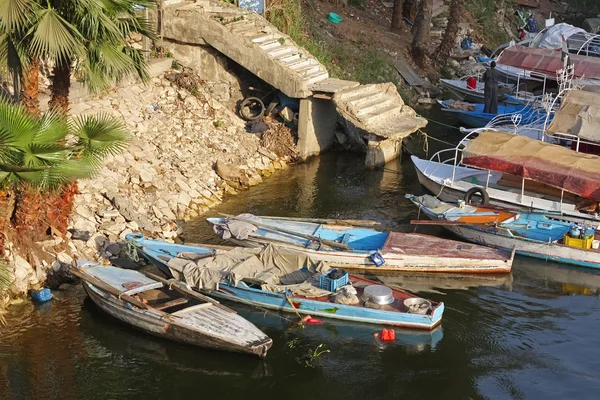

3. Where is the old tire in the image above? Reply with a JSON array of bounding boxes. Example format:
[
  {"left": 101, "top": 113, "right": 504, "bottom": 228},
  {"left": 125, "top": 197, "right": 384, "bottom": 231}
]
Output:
[
  {"left": 464, "top": 187, "right": 489, "bottom": 205},
  {"left": 240, "top": 97, "right": 265, "bottom": 121}
]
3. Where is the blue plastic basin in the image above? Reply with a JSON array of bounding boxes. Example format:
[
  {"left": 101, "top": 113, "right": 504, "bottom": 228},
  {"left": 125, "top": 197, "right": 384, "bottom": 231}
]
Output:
[{"left": 328, "top": 12, "right": 342, "bottom": 24}]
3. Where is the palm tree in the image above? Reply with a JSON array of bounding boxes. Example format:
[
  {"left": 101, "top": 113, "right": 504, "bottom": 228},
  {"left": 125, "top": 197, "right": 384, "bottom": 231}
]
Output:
[
  {"left": 411, "top": 0, "right": 432, "bottom": 67},
  {"left": 391, "top": 0, "right": 404, "bottom": 32},
  {"left": 0, "top": 99, "right": 130, "bottom": 245},
  {"left": 1, "top": 0, "right": 155, "bottom": 114},
  {"left": 435, "top": 0, "right": 464, "bottom": 64}
]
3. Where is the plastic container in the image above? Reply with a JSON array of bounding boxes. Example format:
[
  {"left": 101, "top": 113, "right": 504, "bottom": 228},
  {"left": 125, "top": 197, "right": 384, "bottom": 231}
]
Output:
[
  {"left": 564, "top": 234, "right": 593, "bottom": 249},
  {"left": 30, "top": 288, "right": 53, "bottom": 303},
  {"left": 328, "top": 12, "right": 342, "bottom": 24},
  {"left": 569, "top": 226, "right": 581, "bottom": 238},
  {"left": 592, "top": 240, "right": 600, "bottom": 250},
  {"left": 319, "top": 270, "right": 349, "bottom": 292},
  {"left": 466, "top": 76, "right": 477, "bottom": 90},
  {"left": 370, "top": 251, "right": 385, "bottom": 267}
]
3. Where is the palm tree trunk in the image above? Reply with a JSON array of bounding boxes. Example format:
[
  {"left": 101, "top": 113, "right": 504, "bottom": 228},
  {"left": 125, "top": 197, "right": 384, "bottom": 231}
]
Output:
[
  {"left": 12, "top": 185, "right": 45, "bottom": 235},
  {"left": 20, "top": 57, "right": 41, "bottom": 116},
  {"left": 391, "top": 0, "right": 404, "bottom": 31},
  {"left": 411, "top": 0, "right": 432, "bottom": 67},
  {"left": 49, "top": 60, "right": 71, "bottom": 114},
  {"left": 0, "top": 189, "right": 16, "bottom": 254},
  {"left": 435, "top": 0, "right": 463, "bottom": 64}
]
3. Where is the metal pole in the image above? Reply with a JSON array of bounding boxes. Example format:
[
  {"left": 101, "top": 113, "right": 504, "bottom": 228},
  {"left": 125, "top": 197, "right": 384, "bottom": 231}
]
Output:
[{"left": 142, "top": 7, "right": 150, "bottom": 60}]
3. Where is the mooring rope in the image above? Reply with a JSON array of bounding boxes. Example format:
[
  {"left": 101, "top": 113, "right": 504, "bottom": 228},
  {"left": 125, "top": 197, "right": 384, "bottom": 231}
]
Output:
[{"left": 416, "top": 114, "right": 461, "bottom": 131}]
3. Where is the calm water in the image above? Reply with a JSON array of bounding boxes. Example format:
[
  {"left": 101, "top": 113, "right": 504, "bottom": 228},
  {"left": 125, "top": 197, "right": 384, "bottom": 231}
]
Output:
[{"left": 2, "top": 110, "right": 600, "bottom": 399}]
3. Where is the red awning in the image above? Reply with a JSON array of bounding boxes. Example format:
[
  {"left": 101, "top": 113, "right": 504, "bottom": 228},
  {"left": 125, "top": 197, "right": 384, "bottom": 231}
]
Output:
[
  {"left": 462, "top": 131, "right": 600, "bottom": 200},
  {"left": 498, "top": 46, "right": 600, "bottom": 80}
]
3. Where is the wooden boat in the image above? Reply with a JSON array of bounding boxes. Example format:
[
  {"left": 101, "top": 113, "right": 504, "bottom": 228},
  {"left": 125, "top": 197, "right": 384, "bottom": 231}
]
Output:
[
  {"left": 408, "top": 194, "right": 600, "bottom": 270},
  {"left": 72, "top": 261, "right": 272, "bottom": 358},
  {"left": 440, "top": 78, "right": 522, "bottom": 105},
  {"left": 411, "top": 130, "right": 600, "bottom": 223},
  {"left": 204, "top": 216, "right": 514, "bottom": 273},
  {"left": 126, "top": 234, "right": 445, "bottom": 330},
  {"left": 438, "top": 99, "right": 538, "bottom": 128}
]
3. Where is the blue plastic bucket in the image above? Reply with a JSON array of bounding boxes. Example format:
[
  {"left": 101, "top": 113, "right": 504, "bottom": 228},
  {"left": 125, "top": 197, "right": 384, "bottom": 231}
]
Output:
[
  {"left": 30, "top": 288, "right": 53, "bottom": 303},
  {"left": 328, "top": 12, "right": 342, "bottom": 24}
]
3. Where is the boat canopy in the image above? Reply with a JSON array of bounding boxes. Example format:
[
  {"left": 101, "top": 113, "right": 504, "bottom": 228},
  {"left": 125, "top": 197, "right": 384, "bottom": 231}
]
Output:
[
  {"left": 497, "top": 46, "right": 600, "bottom": 80},
  {"left": 530, "top": 23, "right": 587, "bottom": 50},
  {"left": 462, "top": 131, "right": 600, "bottom": 200},
  {"left": 547, "top": 90, "right": 600, "bottom": 143}
]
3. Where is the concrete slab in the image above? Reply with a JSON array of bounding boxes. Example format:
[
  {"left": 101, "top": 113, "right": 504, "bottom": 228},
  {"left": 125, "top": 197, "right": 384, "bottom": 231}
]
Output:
[
  {"left": 310, "top": 78, "right": 360, "bottom": 94},
  {"left": 297, "top": 97, "right": 338, "bottom": 160}
]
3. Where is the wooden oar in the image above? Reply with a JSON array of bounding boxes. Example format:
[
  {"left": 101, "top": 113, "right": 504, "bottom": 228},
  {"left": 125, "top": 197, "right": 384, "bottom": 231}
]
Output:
[
  {"left": 219, "top": 213, "right": 354, "bottom": 251},
  {"left": 69, "top": 267, "right": 153, "bottom": 311},
  {"left": 262, "top": 216, "right": 381, "bottom": 228},
  {"left": 410, "top": 220, "right": 499, "bottom": 227},
  {"left": 139, "top": 271, "right": 236, "bottom": 314}
]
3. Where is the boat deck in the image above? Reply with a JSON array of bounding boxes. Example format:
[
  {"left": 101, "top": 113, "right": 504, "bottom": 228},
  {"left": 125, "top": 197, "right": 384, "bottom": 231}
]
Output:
[
  {"left": 285, "top": 275, "right": 440, "bottom": 316},
  {"left": 381, "top": 232, "right": 510, "bottom": 261}
]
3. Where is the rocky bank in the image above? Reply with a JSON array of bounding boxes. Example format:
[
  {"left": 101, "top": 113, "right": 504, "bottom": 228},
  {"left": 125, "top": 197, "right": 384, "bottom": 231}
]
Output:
[{"left": 4, "top": 59, "right": 295, "bottom": 301}]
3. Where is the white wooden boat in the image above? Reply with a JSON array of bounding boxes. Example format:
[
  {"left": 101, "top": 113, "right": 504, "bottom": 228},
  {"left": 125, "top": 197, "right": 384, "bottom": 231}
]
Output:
[
  {"left": 206, "top": 215, "right": 514, "bottom": 273},
  {"left": 408, "top": 194, "right": 600, "bottom": 270},
  {"left": 72, "top": 261, "right": 272, "bottom": 358},
  {"left": 411, "top": 130, "right": 600, "bottom": 223}
]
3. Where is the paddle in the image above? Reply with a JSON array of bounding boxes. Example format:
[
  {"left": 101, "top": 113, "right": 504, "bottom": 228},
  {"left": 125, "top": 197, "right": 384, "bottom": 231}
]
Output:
[
  {"left": 219, "top": 213, "right": 354, "bottom": 251},
  {"left": 262, "top": 216, "right": 381, "bottom": 228}
]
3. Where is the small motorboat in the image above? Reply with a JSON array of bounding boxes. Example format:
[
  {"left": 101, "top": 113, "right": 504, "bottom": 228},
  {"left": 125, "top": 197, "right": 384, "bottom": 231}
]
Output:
[
  {"left": 72, "top": 261, "right": 273, "bottom": 358},
  {"left": 126, "top": 234, "right": 445, "bottom": 330},
  {"left": 408, "top": 194, "right": 600, "bottom": 270},
  {"left": 204, "top": 215, "right": 514, "bottom": 273},
  {"left": 440, "top": 78, "right": 523, "bottom": 105}
]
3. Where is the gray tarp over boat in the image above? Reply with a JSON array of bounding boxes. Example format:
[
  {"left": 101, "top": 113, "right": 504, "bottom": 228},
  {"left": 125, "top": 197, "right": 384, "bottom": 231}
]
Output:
[{"left": 168, "top": 244, "right": 333, "bottom": 297}]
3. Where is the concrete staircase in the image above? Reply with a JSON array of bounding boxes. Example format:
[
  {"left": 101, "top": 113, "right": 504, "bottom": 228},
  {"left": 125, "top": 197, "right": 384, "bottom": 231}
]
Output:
[
  {"left": 162, "top": 0, "right": 354, "bottom": 97},
  {"left": 334, "top": 83, "right": 427, "bottom": 140}
]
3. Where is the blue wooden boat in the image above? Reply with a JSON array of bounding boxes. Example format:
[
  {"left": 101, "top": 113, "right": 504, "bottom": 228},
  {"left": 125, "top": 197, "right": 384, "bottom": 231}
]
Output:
[
  {"left": 126, "top": 234, "right": 445, "bottom": 330},
  {"left": 438, "top": 99, "right": 539, "bottom": 128},
  {"left": 205, "top": 216, "right": 513, "bottom": 273},
  {"left": 71, "top": 260, "right": 273, "bottom": 358},
  {"left": 408, "top": 194, "right": 600, "bottom": 270}
]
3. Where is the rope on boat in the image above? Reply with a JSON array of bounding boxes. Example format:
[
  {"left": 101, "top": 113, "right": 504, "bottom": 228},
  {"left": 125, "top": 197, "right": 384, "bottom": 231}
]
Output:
[{"left": 126, "top": 239, "right": 140, "bottom": 262}]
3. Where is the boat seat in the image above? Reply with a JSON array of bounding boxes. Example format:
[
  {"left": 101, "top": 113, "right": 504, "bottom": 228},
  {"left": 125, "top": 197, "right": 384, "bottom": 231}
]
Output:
[{"left": 153, "top": 297, "right": 188, "bottom": 311}]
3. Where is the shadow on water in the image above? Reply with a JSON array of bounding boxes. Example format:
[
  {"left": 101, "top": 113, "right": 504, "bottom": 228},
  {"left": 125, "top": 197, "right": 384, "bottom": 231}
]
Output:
[{"left": 1, "top": 106, "right": 600, "bottom": 399}]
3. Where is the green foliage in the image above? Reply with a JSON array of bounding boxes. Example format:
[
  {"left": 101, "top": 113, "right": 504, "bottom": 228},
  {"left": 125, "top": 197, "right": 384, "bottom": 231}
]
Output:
[
  {"left": 465, "top": 0, "right": 509, "bottom": 48},
  {"left": 0, "top": 260, "right": 12, "bottom": 293},
  {"left": 0, "top": 0, "right": 156, "bottom": 95},
  {"left": 567, "top": 0, "right": 600, "bottom": 14},
  {"left": 0, "top": 100, "right": 130, "bottom": 190},
  {"left": 190, "top": 87, "right": 199, "bottom": 96},
  {"left": 267, "top": 0, "right": 398, "bottom": 85},
  {"left": 172, "top": 59, "right": 182, "bottom": 70},
  {"left": 213, "top": 120, "right": 224, "bottom": 128}
]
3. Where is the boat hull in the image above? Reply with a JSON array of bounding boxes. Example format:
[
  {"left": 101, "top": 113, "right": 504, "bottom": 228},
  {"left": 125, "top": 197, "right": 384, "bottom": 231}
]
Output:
[
  {"left": 83, "top": 282, "right": 271, "bottom": 357},
  {"left": 225, "top": 237, "right": 512, "bottom": 273},
  {"left": 441, "top": 225, "right": 600, "bottom": 270},
  {"left": 412, "top": 155, "right": 598, "bottom": 223}
]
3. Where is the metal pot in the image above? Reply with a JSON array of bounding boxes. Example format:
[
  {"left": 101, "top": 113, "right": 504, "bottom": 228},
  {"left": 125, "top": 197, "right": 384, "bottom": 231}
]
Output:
[
  {"left": 361, "top": 285, "right": 394, "bottom": 305},
  {"left": 403, "top": 298, "right": 432, "bottom": 314}
]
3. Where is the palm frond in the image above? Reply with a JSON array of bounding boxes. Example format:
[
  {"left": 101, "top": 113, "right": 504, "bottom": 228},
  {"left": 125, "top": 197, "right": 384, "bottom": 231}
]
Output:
[
  {"left": 28, "top": 7, "right": 84, "bottom": 61},
  {"left": 70, "top": 113, "right": 130, "bottom": 159},
  {"left": 0, "top": 0, "right": 34, "bottom": 31}
]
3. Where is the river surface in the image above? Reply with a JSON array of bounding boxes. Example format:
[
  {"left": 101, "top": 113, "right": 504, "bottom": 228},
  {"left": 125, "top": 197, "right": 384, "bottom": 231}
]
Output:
[{"left": 2, "top": 109, "right": 600, "bottom": 399}]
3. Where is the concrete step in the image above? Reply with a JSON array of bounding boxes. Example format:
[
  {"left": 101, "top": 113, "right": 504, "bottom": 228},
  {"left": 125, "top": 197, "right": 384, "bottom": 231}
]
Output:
[
  {"left": 275, "top": 53, "right": 302, "bottom": 63},
  {"left": 309, "top": 78, "right": 360, "bottom": 94},
  {"left": 304, "top": 70, "right": 329, "bottom": 85},
  {"left": 259, "top": 39, "right": 285, "bottom": 50},
  {"left": 267, "top": 45, "right": 296, "bottom": 58},
  {"left": 230, "top": 23, "right": 258, "bottom": 34},
  {"left": 348, "top": 92, "right": 384, "bottom": 108},
  {"left": 249, "top": 33, "right": 279, "bottom": 43},
  {"left": 363, "top": 104, "right": 403, "bottom": 122},
  {"left": 293, "top": 64, "right": 322, "bottom": 75},
  {"left": 356, "top": 99, "right": 394, "bottom": 117},
  {"left": 336, "top": 85, "right": 382, "bottom": 102},
  {"left": 286, "top": 58, "right": 313, "bottom": 70}
]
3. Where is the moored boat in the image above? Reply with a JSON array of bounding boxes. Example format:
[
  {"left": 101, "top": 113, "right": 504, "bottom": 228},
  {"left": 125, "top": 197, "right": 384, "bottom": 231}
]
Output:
[
  {"left": 72, "top": 261, "right": 273, "bottom": 358},
  {"left": 440, "top": 78, "right": 523, "bottom": 105},
  {"left": 438, "top": 99, "right": 538, "bottom": 128},
  {"left": 126, "top": 234, "right": 445, "bottom": 330},
  {"left": 408, "top": 194, "right": 600, "bottom": 270},
  {"left": 204, "top": 215, "right": 514, "bottom": 273},
  {"left": 411, "top": 130, "right": 600, "bottom": 223}
]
